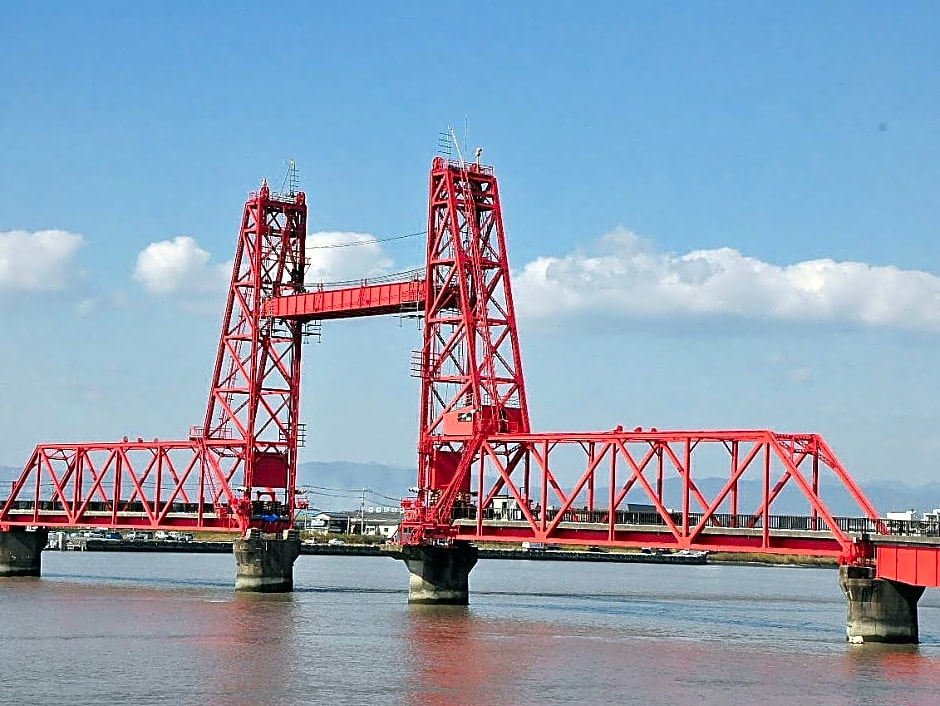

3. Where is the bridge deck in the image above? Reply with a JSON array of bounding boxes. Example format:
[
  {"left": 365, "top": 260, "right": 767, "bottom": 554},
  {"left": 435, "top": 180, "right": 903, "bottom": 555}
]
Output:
[{"left": 264, "top": 279, "right": 426, "bottom": 321}]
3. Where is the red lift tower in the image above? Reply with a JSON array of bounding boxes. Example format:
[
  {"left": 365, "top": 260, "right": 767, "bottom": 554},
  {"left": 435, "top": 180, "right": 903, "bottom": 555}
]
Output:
[
  {"left": 404, "top": 155, "right": 531, "bottom": 543},
  {"left": 1, "top": 182, "right": 307, "bottom": 589}
]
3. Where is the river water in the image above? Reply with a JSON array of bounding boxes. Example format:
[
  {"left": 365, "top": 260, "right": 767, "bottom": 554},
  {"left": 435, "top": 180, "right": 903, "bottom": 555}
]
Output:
[{"left": 2, "top": 552, "right": 940, "bottom": 705}]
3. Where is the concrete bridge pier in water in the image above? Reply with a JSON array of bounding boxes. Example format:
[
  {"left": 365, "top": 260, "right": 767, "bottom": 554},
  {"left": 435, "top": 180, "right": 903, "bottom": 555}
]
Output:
[
  {"left": 839, "top": 565, "right": 924, "bottom": 643},
  {"left": 392, "top": 542, "right": 479, "bottom": 604},
  {"left": 233, "top": 529, "right": 301, "bottom": 592},
  {"left": 0, "top": 527, "right": 48, "bottom": 577}
]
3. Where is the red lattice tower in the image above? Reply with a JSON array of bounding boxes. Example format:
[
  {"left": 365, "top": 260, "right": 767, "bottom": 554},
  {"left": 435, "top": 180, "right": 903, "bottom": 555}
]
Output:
[
  {"left": 0, "top": 182, "right": 307, "bottom": 534},
  {"left": 199, "top": 181, "right": 308, "bottom": 528},
  {"left": 403, "top": 156, "right": 531, "bottom": 542}
]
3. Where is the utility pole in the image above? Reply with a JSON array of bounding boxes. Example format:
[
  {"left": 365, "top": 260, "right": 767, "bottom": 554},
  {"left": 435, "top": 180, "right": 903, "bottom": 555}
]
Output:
[{"left": 359, "top": 488, "right": 372, "bottom": 536}]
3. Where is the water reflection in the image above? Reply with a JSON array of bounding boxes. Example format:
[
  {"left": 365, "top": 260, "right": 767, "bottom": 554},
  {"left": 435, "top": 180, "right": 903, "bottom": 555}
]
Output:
[
  {"left": 404, "top": 605, "right": 539, "bottom": 706},
  {"left": 7, "top": 555, "right": 940, "bottom": 705},
  {"left": 197, "top": 593, "right": 299, "bottom": 706}
]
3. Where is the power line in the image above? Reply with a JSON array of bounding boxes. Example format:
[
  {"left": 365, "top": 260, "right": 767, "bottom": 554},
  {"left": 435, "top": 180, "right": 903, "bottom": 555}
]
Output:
[
  {"left": 308, "top": 230, "right": 426, "bottom": 250},
  {"left": 309, "top": 266, "right": 425, "bottom": 290}
]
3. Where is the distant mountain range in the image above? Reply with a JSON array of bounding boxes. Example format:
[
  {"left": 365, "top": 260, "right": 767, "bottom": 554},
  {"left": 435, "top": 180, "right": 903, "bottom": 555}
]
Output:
[{"left": 3, "top": 460, "right": 938, "bottom": 516}]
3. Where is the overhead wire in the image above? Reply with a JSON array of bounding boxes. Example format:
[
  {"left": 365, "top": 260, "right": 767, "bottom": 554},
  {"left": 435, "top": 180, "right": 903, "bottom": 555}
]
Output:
[{"left": 307, "top": 230, "right": 426, "bottom": 250}]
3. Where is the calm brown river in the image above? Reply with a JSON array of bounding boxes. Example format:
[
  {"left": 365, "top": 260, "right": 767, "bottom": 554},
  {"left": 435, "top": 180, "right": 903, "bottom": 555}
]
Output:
[{"left": 2, "top": 552, "right": 940, "bottom": 705}]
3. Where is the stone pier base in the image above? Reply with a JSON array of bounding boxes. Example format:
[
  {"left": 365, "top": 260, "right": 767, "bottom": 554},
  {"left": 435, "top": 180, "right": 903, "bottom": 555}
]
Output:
[
  {"left": 0, "top": 527, "right": 48, "bottom": 577},
  {"left": 839, "top": 565, "right": 925, "bottom": 644},
  {"left": 233, "top": 529, "right": 301, "bottom": 592},
  {"left": 392, "top": 542, "right": 478, "bottom": 605}
]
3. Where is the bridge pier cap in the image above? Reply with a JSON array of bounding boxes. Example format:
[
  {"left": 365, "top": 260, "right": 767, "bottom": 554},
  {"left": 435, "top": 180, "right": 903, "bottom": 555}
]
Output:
[
  {"left": 840, "top": 565, "right": 924, "bottom": 644},
  {"left": 392, "top": 542, "right": 479, "bottom": 605},
  {"left": 233, "top": 529, "right": 301, "bottom": 593},
  {"left": 0, "top": 526, "right": 48, "bottom": 577}
]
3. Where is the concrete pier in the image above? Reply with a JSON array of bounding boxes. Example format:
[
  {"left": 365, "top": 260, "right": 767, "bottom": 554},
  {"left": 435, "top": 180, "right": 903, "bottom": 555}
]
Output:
[
  {"left": 0, "top": 527, "right": 48, "bottom": 577},
  {"left": 839, "top": 565, "right": 925, "bottom": 644},
  {"left": 233, "top": 529, "right": 301, "bottom": 592},
  {"left": 393, "top": 542, "right": 479, "bottom": 604}
]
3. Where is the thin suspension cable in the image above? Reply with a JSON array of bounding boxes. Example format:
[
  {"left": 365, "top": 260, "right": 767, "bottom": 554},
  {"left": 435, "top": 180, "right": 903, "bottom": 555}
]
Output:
[
  {"left": 306, "top": 266, "right": 426, "bottom": 290},
  {"left": 308, "top": 230, "right": 426, "bottom": 250}
]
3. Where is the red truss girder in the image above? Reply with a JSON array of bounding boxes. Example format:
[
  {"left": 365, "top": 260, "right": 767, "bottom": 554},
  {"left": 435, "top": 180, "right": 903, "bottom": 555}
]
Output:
[
  {"left": 402, "top": 429, "right": 884, "bottom": 558},
  {"left": 0, "top": 440, "right": 248, "bottom": 531},
  {"left": 877, "top": 544, "right": 940, "bottom": 588},
  {"left": 263, "top": 278, "right": 426, "bottom": 321}
]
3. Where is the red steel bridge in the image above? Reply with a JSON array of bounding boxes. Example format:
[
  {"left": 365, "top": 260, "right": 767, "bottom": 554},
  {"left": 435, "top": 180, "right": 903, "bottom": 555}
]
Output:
[{"left": 2, "top": 155, "right": 939, "bottom": 595}]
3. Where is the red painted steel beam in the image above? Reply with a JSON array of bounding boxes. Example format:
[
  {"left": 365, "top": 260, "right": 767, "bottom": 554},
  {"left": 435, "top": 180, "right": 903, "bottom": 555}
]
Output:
[
  {"left": 876, "top": 544, "right": 940, "bottom": 587},
  {"left": 452, "top": 523, "right": 847, "bottom": 556},
  {"left": 402, "top": 427, "right": 887, "bottom": 561},
  {"left": 263, "top": 279, "right": 426, "bottom": 321},
  {"left": 0, "top": 439, "right": 254, "bottom": 532}
]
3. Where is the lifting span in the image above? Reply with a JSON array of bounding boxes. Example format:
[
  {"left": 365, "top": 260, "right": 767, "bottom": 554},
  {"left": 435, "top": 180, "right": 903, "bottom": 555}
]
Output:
[{"left": 2, "top": 154, "right": 940, "bottom": 637}]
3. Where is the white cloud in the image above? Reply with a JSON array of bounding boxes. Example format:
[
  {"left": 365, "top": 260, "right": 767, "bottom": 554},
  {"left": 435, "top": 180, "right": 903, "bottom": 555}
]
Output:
[
  {"left": 514, "top": 228, "right": 940, "bottom": 332},
  {"left": 788, "top": 367, "right": 812, "bottom": 383},
  {"left": 133, "top": 236, "right": 230, "bottom": 295},
  {"left": 133, "top": 231, "right": 393, "bottom": 301},
  {"left": 75, "top": 297, "right": 96, "bottom": 316},
  {"left": 0, "top": 229, "right": 84, "bottom": 291},
  {"left": 307, "top": 231, "right": 393, "bottom": 283}
]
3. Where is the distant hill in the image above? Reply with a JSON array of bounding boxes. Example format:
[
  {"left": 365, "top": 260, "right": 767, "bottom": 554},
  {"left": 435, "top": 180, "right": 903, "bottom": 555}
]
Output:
[
  {"left": 595, "top": 476, "right": 940, "bottom": 518},
  {"left": 297, "top": 460, "right": 415, "bottom": 510},
  {"left": 3, "top": 459, "right": 938, "bottom": 515},
  {"left": 0, "top": 460, "right": 415, "bottom": 511}
]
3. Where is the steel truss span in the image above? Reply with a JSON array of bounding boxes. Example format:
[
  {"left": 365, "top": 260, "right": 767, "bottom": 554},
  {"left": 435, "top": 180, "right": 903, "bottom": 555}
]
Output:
[
  {"left": 407, "top": 430, "right": 883, "bottom": 556},
  {"left": 3, "top": 441, "right": 240, "bottom": 530},
  {"left": 1, "top": 184, "right": 307, "bottom": 534}
]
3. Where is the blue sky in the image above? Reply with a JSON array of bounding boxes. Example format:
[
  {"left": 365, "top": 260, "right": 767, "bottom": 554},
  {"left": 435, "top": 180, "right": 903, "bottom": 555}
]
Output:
[{"left": 0, "top": 2, "right": 938, "bottom": 484}]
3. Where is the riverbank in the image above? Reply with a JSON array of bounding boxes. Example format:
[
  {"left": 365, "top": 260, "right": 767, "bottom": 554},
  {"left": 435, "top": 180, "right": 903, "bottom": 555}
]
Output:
[{"left": 706, "top": 551, "right": 839, "bottom": 568}]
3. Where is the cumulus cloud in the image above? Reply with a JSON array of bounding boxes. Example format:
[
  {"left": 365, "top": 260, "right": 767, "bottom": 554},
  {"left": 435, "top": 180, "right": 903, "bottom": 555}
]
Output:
[
  {"left": 307, "top": 231, "right": 393, "bottom": 283},
  {"left": 514, "top": 228, "right": 940, "bottom": 332},
  {"left": 133, "top": 236, "right": 230, "bottom": 295},
  {"left": 133, "top": 231, "right": 393, "bottom": 300},
  {"left": 0, "top": 229, "right": 84, "bottom": 291}
]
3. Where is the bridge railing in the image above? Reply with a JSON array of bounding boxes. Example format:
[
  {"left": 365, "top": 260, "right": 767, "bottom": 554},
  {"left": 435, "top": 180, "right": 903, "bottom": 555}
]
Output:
[
  {"left": 2, "top": 499, "right": 216, "bottom": 516},
  {"left": 450, "top": 505, "right": 939, "bottom": 537}
]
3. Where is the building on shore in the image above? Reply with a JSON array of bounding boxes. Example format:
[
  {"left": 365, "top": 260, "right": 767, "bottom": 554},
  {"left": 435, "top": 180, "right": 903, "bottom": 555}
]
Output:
[{"left": 295, "top": 509, "right": 402, "bottom": 538}]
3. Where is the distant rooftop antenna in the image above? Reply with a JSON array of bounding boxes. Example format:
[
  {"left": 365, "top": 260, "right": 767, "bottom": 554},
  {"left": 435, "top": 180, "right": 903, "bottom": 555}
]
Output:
[
  {"left": 448, "top": 126, "right": 465, "bottom": 165},
  {"left": 437, "top": 123, "right": 479, "bottom": 167},
  {"left": 436, "top": 130, "right": 453, "bottom": 160},
  {"left": 278, "top": 159, "right": 300, "bottom": 197},
  {"left": 464, "top": 115, "right": 470, "bottom": 158}
]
